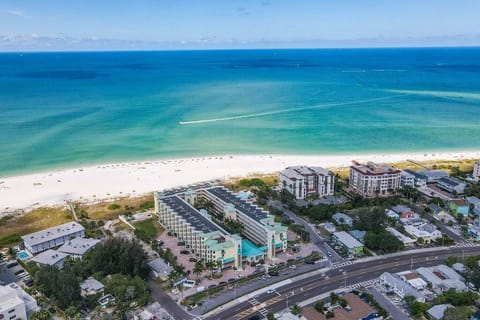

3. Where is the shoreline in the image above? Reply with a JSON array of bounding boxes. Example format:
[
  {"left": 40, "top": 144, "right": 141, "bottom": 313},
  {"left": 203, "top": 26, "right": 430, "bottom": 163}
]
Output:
[{"left": 1, "top": 151, "right": 479, "bottom": 213}]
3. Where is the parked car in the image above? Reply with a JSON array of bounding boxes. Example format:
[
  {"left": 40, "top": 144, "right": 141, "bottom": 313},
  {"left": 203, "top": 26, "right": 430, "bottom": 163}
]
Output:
[
  {"left": 227, "top": 278, "right": 236, "bottom": 283},
  {"left": 14, "top": 269, "right": 25, "bottom": 275},
  {"left": 177, "top": 241, "right": 186, "bottom": 246},
  {"left": 289, "top": 265, "right": 297, "bottom": 269},
  {"left": 305, "top": 259, "right": 315, "bottom": 264},
  {"left": 267, "top": 289, "right": 276, "bottom": 294},
  {"left": 180, "top": 250, "right": 190, "bottom": 254},
  {"left": 219, "top": 281, "right": 227, "bottom": 286},
  {"left": 268, "top": 271, "right": 279, "bottom": 276},
  {"left": 189, "top": 258, "right": 198, "bottom": 262},
  {"left": 6, "top": 262, "right": 18, "bottom": 268}
]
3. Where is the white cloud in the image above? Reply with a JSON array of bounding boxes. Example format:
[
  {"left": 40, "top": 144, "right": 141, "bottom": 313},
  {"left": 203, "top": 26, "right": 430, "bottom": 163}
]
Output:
[{"left": 0, "top": 9, "right": 25, "bottom": 17}]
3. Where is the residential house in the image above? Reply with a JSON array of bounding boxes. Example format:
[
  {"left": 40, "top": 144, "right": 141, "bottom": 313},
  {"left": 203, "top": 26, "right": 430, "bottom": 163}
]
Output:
[
  {"left": 332, "top": 231, "right": 364, "bottom": 257},
  {"left": 279, "top": 166, "right": 335, "bottom": 200},
  {"left": 449, "top": 199, "right": 469, "bottom": 217},
  {"left": 80, "top": 277, "right": 105, "bottom": 296},
  {"left": 398, "top": 271, "right": 428, "bottom": 290},
  {"left": 332, "top": 212, "right": 353, "bottom": 227},
  {"left": 404, "top": 225, "right": 433, "bottom": 244},
  {"left": 438, "top": 177, "right": 467, "bottom": 194},
  {"left": 427, "top": 304, "right": 453, "bottom": 320},
  {"left": 386, "top": 210, "right": 400, "bottom": 220},
  {"left": 148, "top": 258, "right": 174, "bottom": 280},
  {"left": 435, "top": 264, "right": 464, "bottom": 281},
  {"left": 391, "top": 205, "right": 415, "bottom": 219},
  {"left": 418, "top": 223, "right": 442, "bottom": 240},
  {"left": 468, "top": 224, "right": 480, "bottom": 240},
  {"left": 466, "top": 196, "right": 480, "bottom": 216},
  {"left": 349, "top": 230, "right": 367, "bottom": 243},
  {"left": 323, "top": 223, "right": 336, "bottom": 234},
  {"left": 349, "top": 161, "right": 401, "bottom": 197}
]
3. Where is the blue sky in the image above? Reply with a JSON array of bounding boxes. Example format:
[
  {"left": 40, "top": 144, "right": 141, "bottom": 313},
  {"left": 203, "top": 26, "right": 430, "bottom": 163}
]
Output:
[{"left": 1, "top": 0, "right": 479, "bottom": 51}]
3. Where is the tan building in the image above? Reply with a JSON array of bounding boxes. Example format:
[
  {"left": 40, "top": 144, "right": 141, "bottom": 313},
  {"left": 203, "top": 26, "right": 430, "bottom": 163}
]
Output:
[
  {"left": 474, "top": 161, "right": 480, "bottom": 182},
  {"left": 349, "top": 161, "right": 401, "bottom": 197},
  {"left": 279, "top": 166, "right": 335, "bottom": 199}
]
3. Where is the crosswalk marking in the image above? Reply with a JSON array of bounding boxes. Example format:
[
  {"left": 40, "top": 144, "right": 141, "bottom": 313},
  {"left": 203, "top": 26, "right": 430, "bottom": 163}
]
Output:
[{"left": 332, "top": 261, "right": 354, "bottom": 269}]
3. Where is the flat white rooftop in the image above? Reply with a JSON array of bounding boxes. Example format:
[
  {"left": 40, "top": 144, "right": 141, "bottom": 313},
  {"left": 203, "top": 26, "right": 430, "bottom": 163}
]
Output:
[{"left": 21, "top": 221, "right": 84, "bottom": 246}]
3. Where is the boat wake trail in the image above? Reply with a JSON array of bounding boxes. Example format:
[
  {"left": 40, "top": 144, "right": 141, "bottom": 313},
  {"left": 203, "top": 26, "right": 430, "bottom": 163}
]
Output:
[{"left": 178, "top": 95, "right": 405, "bottom": 125}]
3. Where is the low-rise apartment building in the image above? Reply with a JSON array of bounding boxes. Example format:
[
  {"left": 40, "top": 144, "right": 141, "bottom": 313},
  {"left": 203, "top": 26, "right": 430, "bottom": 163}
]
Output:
[
  {"left": 438, "top": 176, "right": 467, "bottom": 194},
  {"left": 21, "top": 221, "right": 85, "bottom": 254},
  {"left": 349, "top": 161, "right": 401, "bottom": 197},
  {"left": 155, "top": 193, "right": 242, "bottom": 269},
  {"left": 401, "top": 170, "right": 427, "bottom": 188},
  {"left": 0, "top": 283, "right": 38, "bottom": 319},
  {"left": 279, "top": 166, "right": 335, "bottom": 199},
  {"left": 416, "top": 170, "right": 449, "bottom": 183}
]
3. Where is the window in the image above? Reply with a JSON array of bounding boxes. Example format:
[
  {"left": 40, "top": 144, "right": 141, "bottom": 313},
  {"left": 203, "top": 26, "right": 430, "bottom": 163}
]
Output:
[{"left": 8, "top": 309, "right": 16, "bottom": 313}]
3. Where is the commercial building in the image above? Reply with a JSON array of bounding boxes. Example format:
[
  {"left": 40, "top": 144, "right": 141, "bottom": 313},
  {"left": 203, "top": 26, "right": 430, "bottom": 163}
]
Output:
[
  {"left": 155, "top": 193, "right": 243, "bottom": 269},
  {"left": 386, "top": 227, "right": 416, "bottom": 247},
  {"left": 0, "top": 283, "right": 38, "bottom": 319},
  {"left": 416, "top": 265, "right": 466, "bottom": 293},
  {"left": 418, "top": 223, "right": 442, "bottom": 240},
  {"left": 198, "top": 186, "right": 288, "bottom": 260},
  {"left": 279, "top": 166, "right": 335, "bottom": 199},
  {"left": 57, "top": 237, "right": 100, "bottom": 258},
  {"left": 31, "top": 249, "right": 69, "bottom": 269},
  {"left": 437, "top": 177, "right": 467, "bottom": 194},
  {"left": 400, "top": 170, "right": 427, "bottom": 188},
  {"left": 449, "top": 199, "right": 469, "bottom": 217},
  {"left": 332, "top": 231, "right": 364, "bottom": 257},
  {"left": 21, "top": 221, "right": 85, "bottom": 254},
  {"left": 349, "top": 161, "right": 401, "bottom": 197},
  {"left": 379, "top": 272, "right": 425, "bottom": 301},
  {"left": 474, "top": 162, "right": 480, "bottom": 182}
]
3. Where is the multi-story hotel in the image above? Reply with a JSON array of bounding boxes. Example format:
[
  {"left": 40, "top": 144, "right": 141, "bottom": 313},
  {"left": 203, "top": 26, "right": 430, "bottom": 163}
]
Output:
[
  {"left": 474, "top": 161, "right": 480, "bottom": 182},
  {"left": 279, "top": 166, "right": 335, "bottom": 199},
  {"left": 155, "top": 192, "right": 242, "bottom": 269},
  {"left": 198, "top": 186, "right": 288, "bottom": 260},
  {"left": 349, "top": 161, "right": 401, "bottom": 197},
  {"left": 21, "top": 221, "right": 85, "bottom": 254},
  {"left": 155, "top": 185, "right": 288, "bottom": 267}
]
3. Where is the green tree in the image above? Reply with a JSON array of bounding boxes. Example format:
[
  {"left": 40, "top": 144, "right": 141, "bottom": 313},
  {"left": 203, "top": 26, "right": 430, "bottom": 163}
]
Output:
[
  {"left": 315, "top": 300, "right": 325, "bottom": 312},
  {"left": 35, "top": 265, "right": 82, "bottom": 310},
  {"left": 30, "top": 310, "right": 50, "bottom": 320},
  {"left": 443, "top": 306, "right": 472, "bottom": 320},
  {"left": 266, "top": 312, "right": 276, "bottom": 320},
  {"left": 290, "top": 303, "right": 301, "bottom": 315},
  {"left": 193, "top": 260, "right": 204, "bottom": 280}
]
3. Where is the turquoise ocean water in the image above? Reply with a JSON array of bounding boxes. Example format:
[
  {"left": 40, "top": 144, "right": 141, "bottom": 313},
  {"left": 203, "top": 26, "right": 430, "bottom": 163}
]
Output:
[{"left": 1, "top": 48, "right": 479, "bottom": 177}]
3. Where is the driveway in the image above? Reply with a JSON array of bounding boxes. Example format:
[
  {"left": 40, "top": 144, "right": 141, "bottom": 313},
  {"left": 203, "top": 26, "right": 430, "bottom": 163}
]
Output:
[
  {"left": 268, "top": 200, "right": 344, "bottom": 263},
  {"left": 366, "top": 286, "right": 410, "bottom": 320}
]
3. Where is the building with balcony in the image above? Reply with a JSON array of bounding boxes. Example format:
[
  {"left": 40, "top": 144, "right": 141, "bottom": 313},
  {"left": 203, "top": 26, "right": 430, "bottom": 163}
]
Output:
[
  {"left": 349, "top": 161, "right": 401, "bottom": 197},
  {"left": 438, "top": 176, "right": 467, "bottom": 194},
  {"left": 474, "top": 162, "right": 480, "bottom": 182},
  {"left": 279, "top": 166, "right": 335, "bottom": 199}
]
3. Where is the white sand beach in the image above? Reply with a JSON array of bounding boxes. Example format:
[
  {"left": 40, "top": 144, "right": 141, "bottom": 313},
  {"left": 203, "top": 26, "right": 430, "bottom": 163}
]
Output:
[{"left": 1, "top": 151, "right": 479, "bottom": 213}]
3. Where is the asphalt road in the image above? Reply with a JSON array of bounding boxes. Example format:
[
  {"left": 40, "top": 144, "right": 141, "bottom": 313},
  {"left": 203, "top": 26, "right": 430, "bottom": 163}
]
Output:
[
  {"left": 207, "top": 246, "right": 480, "bottom": 320},
  {"left": 148, "top": 280, "right": 193, "bottom": 320},
  {"left": 268, "top": 200, "right": 344, "bottom": 263}
]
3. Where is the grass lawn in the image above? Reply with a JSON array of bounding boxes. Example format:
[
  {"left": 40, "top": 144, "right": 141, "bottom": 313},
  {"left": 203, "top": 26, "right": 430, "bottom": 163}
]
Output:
[
  {"left": 0, "top": 206, "right": 72, "bottom": 246},
  {"left": 223, "top": 173, "right": 278, "bottom": 192},
  {"left": 133, "top": 218, "right": 164, "bottom": 238},
  {"left": 77, "top": 194, "right": 154, "bottom": 220}
]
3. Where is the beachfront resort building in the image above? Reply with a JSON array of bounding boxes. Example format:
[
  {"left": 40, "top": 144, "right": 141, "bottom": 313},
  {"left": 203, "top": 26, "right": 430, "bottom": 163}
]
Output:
[
  {"left": 279, "top": 166, "right": 335, "bottom": 199},
  {"left": 155, "top": 193, "right": 243, "bottom": 269},
  {"left": 400, "top": 170, "right": 427, "bottom": 188},
  {"left": 474, "top": 162, "right": 480, "bottom": 182},
  {"left": 197, "top": 186, "right": 288, "bottom": 260},
  {"left": 349, "top": 161, "right": 401, "bottom": 197},
  {"left": 21, "top": 221, "right": 85, "bottom": 254},
  {"left": 155, "top": 185, "right": 288, "bottom": 266}
]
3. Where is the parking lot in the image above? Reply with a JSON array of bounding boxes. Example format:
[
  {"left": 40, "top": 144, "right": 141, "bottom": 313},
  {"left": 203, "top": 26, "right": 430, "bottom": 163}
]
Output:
[{"left": 0, "top": 261, "right": 30, "bottom": 286}]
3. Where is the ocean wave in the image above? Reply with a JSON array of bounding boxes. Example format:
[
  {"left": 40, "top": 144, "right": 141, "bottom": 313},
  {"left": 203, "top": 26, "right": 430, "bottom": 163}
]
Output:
[
  {"left": 385, "top": 89, "right": 480, "bottom": 101},
  {"left": 178, "top": 95, "right": 404, "bottom": 125}
]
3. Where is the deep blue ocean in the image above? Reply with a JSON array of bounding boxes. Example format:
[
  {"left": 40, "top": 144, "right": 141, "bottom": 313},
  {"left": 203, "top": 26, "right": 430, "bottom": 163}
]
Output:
[{"left": 1, "top": 48, "right": 479, "bottom": 177}]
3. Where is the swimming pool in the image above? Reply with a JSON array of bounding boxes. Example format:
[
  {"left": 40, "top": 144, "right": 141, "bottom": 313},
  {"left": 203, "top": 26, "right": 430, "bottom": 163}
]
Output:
[{"left": 17, "top": 251, "right": 30, "bottom": 260}]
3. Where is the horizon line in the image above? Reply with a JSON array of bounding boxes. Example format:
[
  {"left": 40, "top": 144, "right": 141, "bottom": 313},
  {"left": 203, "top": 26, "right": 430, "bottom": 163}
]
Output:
[{"left": 1, "top": 44, "right": 480, "bottom": 54}]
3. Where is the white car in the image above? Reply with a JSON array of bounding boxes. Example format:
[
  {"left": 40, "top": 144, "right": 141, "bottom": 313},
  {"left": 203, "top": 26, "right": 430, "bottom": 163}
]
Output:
[
  {"left": 267, "top": 289, "right": 276, "bottom": 294},
  {"left": 289, "top": 265, "right": 297, "bottom": 269}
]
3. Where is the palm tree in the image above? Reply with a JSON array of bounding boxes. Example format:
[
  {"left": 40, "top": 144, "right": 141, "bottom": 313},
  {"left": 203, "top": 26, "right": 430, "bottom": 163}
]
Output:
[
  {"left": 193, "top": 260, "right": 204, "bottom": 280},
  {"left": 290, "top": 303, "right": 301, "bottom": 315},
  {"left": 205, "top": 261, "right": 215, "bottom": 277}
]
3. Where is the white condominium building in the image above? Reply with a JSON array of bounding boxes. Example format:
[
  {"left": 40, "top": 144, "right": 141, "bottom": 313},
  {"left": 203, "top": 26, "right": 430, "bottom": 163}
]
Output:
[
  {"left": 21, "top": 221, "right": 85, "bottom": 254},
  {"left": 199, "top": 186, "right": 288, "bottom": 260},
  {"left": 349, "top": 161, "right": 401, "bottom": 197},
  {"left": 279, "top": 166, "right": 335, "bottom": 199},
  {"left": 155, "top": 193, "right": 242, "bottom": 269},
  {"left": 0, "top": 283, "right": 38, "bottom": 319},
  {"left": 474, "top": 162, "right": 480, "bottom": 182}
]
